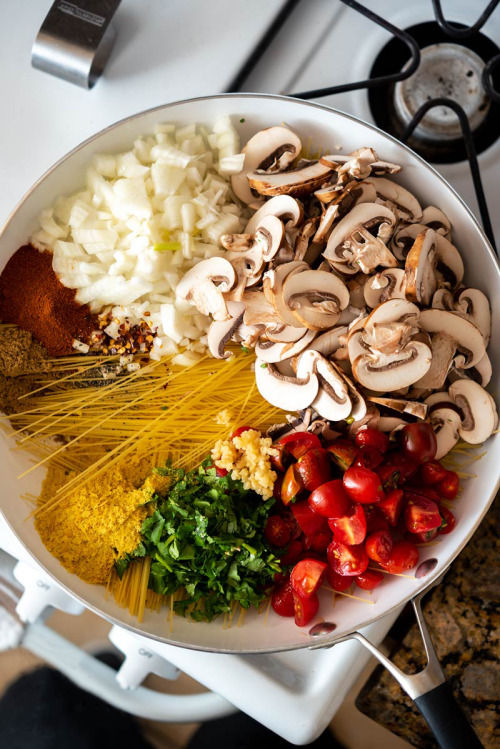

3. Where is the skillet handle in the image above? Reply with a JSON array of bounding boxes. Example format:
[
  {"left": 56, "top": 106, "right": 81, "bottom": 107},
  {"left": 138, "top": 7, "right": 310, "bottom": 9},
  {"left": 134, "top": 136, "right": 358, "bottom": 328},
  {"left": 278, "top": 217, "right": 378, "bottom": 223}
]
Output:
[{"left": 414, "top": 682, "right": 483, "bottom": 749}]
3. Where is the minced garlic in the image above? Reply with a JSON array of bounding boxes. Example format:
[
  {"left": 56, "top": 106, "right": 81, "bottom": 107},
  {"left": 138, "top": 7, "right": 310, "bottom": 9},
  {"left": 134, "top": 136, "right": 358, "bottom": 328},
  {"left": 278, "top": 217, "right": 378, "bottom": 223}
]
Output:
[
  {"left": 214, "top": 408, "right": 233, "bottom": 426},
  {"left": 211, "top": 429, "right": 278, "bottom": 500}
]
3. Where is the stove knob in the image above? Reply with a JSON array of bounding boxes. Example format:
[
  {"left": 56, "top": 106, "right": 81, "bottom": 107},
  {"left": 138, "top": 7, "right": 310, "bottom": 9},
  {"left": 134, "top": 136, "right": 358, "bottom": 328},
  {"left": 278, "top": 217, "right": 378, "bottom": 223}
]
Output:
[
  {"left": 108, "top": 625, "right": 180, "bottom": 690},
  {"left": 13, "top": 561, "right": 84, "bottom": 623}
]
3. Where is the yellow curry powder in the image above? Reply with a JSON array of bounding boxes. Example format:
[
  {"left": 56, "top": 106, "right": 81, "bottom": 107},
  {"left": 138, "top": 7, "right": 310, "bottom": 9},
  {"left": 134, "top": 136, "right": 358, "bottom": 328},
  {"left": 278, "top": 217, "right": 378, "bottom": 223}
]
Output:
[{"left": 35, "top": 457, "right": 159, "bottom": 585}]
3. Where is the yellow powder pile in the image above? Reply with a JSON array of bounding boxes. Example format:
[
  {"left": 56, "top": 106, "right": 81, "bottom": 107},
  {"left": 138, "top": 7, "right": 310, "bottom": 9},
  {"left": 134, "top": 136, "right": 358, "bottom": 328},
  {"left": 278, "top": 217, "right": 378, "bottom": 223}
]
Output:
[
  {"left": 211, "top": 428, "right": 278, "bottom": 500},
  {"left": 36, "top": 457, "right": 157, "bottom": 584}
]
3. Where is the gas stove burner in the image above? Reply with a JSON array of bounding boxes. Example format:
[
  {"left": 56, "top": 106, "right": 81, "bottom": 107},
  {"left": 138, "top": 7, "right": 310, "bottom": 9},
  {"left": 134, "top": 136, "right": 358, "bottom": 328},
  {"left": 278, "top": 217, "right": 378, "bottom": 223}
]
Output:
[{"left": 368, "top": 22, "right": 500, "bottom": 163}]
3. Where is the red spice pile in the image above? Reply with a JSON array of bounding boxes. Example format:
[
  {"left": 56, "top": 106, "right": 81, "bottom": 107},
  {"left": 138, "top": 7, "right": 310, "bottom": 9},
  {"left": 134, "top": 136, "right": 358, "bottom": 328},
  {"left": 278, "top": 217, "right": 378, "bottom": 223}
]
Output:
[{"left": 0, "top": 244, "right": 97, "bottom": 357}]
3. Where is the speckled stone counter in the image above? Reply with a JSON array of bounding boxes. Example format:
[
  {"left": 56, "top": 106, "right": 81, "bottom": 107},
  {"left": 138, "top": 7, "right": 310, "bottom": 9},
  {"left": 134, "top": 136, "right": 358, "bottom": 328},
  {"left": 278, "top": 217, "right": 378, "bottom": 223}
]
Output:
[{"left": 356, "top": 493, "right": 499, "bottom": 748}]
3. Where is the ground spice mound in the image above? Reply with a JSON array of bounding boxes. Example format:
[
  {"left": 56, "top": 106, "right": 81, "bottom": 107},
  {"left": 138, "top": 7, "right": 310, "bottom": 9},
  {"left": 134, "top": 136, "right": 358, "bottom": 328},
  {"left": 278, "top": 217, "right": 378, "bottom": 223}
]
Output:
[
  {"left": 0, "top": 373, "right": 37, "bottom": 415},
  {"left": 36, "top": 458, "right": 154, "bottom": 585},
  {"left": 0, "top": 245, "right": 97, "bottom": 356},
  {"left": 0, "top": 326, "right": 49, "bottom": 376}
]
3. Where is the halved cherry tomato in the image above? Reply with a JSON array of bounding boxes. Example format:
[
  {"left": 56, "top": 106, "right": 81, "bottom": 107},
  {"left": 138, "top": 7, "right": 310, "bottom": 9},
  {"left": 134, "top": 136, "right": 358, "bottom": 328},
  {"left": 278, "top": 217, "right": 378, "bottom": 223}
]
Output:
[
  {"left": 328, "top": 503, "right": 367, "bottom": 545},
  {"left": 355, "top": 428, "right": 389, "bottom": 454},
  {"left": 264, "top": 516, "right": 291, "bottom": 548},
  {"left": 279, "top": 539, "right": 303, "bottom": 566},
  {"left": 205, "top": 463, "right": 228, "bottom": 477},
  {"left": 399, "top": 422, "right": 437, "bottom": 463},
  {"left": 343, "top": 465, "right": 385, "bottom": 505},
  {"left": 365, "top": 529, "right": 393, "bottom": 563},
  {"left": 384, "top": 452, "right": 419, "bottom": 481},
  {"left": 291, "top": 558, "right": 327, "bottom": 597},
  {"left": 409, "top": 527, "right": 439, "bottom": 543},
  {"left": 281, "top": 511, "right": 301, "bottom": 541},
  {"left": 437, "top": 471, "right": 459, "bottom": 500},
  {"left": 365, "top": 506, "right": 389, "bottom": 533},
  {"left": 291, "top": 500, "right": 328, "bottom": 536},
  {"left": 378, "top": 488, "right": 404, "bottom": 527},
  {"left": 281, "top": 463, "right": 303, "bottom": 505},
  {"left": 306, "top": 529, "right": 333, "bottom": 554},
  {"left": 420, "top": 460, "right": 448, "bottom": 486},
  {"left": 326, "top": 568, "right": 352, "bottom": 592},
  {"left": 296, "top": 448, "right": 332, "bottom": 491},
  {"left": 270, "top": 443, "right": 291, "bottom": 473},
  {"left": 380, "top": 540, "right": 419, "bottom": 574},
  {"left": 326, "top": 439, "right": 358, "bottom": 471},
  {"left": 438, "top": 506, "right": 456, "bottom": 535},
  {"left": 293, "top": 591, "right": 319, "bottom": 626},
  {"left": 278, "top": 431, "right": 321, "bottom": 459},
  {"left": 404, "top": 493, "right": 442, "bottom": 534},
  {"left": 354, "top": 446, "right": 384, "bottom": 471},
  {"left": 355, "top": 570, "right": 384, "bottom": 590},
  {"left": 308, "top": 479, "right": 352, "bottom": 518},
  {"left": 273, "top": 474, "right": 284, "bottom": 501},
  {"left": 271, "top": 579, "right": 294, "bottom": 617},
  {"left": 327, "top": 539, "right": 369, "bottom": 576},
  {"left": 231, "top": 425, "right": 254, "bottom": 439}
]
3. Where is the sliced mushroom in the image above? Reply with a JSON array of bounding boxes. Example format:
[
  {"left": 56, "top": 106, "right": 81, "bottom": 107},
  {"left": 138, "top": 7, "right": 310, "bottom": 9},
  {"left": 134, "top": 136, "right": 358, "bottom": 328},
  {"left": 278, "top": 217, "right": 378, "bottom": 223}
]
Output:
[
  {"left": 263, "top": 261, "right": 309, "bottom": 327},
  {"left": 449, "top": 379, "right": 499, "bottom": 444},
  {"left": 294, "top": 217, "right": 320, "bottom": 261},
  {"left": 364, "top": 268, "right": 406, "bottom": 307},
  {"left": 421, "top": 206, "right": 451, "bottom": 235},
  {"left": 264, "top": 325, "right": 308, "bottom": 343},
  {"left": 321, "top": 148, "right": 377, "bottom": 181},
  {"left": 233, "top": 322, "right": 265, "bottom": 348},
  {"left": 428, "top": 404, "right": 462, "bottom": 459},
  {"left": 255, "top": 358, "right": 318, "bottom": 411},
  {"left": 245, "top": 195, "right": 304, "bottom": 234},
  {"left": 176, "top": 257, "right": 236, "bottom": 321},
  {"left": 392, "top": 223, "right": 463, "bottom": 289},
  {"left": 368, "top": 396, "right": 428, "bottom": 420},
  {"left": 404, "top": 228, "right": 437, "bottom": 306},
  {"left": 324, "top": 203, "right": 398, "bottom": 275},
  {"left": 454, "top": 288, "right": 491, "bottom": 345},
  {"left": 239, "top": 290, "right": 282, "bottom": 326},
  {"left": 414, "top": 332, "right": 456, "bottom": 390},
  {"left": 282, "top": 269, "right": 349, "bottom": 330},
  {"left": 447, "top": 353, "right": 492, "bottom": 388},
  {"left": 247, "top": 160, "right": 336, "bottom": 198},
  {"left": 308, "top": 325, "right": 348, "bottom": 357},
  {"left": 266, "top": 409, "right": 313, "bottom": 440},
  {"left": 366, "top": 177, "right": 422, "bottom": 222},
  {"left": 296, "top": 350, "right": 352, "bottom": 421},
  {"left": 207, "top": 301, "right": 245, "bottom": 359},
  {"left": 255, "top": 329, "right": 316, "bottom": 363},
  {"left": 419, "top": 309, "right": 485, "bottom": 369},
  {"left": 232, "top": 126, "right": 302, "bottom": 204},
  {"left": 378, "top": 415, "right": 410, "bottom": 432}
]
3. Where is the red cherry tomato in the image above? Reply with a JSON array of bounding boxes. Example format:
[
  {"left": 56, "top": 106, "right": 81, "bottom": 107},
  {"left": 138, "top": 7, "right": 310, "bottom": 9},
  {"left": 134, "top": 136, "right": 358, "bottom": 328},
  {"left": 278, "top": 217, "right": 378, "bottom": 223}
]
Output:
[
  {"left": 365, "top": 530, "right": 393, "bottom": 563},
  {"left": 306, "top": 529, "right": 333, "bottom": 554},
  {"left": 365, "top": 506, "right": 389, "bottom": 533},
  {"left": 383, "top": 452, "right": 419, "bottom": 482},
  {"left": 296, "top": 448, "right": 332, "bottom": 491},
  {"left": 420, "top": 460, "right": 448, "bottom": 485},
  {"left": 291, "top": 500, "right": 328, "bottom": 536},
  {"left": 354, "top": 446, "right": 384, "bottom": 471},
  {"left": 271, "top": 579, "right": 294, "bottom": 617},
  {"left": 400, "top": 423, "right": 437, "bottom": 463},
  {"left": 279, "top": 539, "right": 303, "bottom": 566},
  {"left": 206, "top": 463, "right": 228, "bottom": 477},
  {"left": 326, "top": 439, "right": 359, "bottom": 471},
  {"left": 355, "top": 428, "right": 389, "bottom": 454},
  {"left": 278, "top": 431, "right": 321, "bottom": 459},
  {"left": 438, "top": 471, "right": 459, "bottom": 500},
  {"left": 377, "top": 463, "right": 403, "bottom": 491},
  {"left": 378, "top": 488, "right": 405, "bottom": 527},
  {"left": 270, "top": 443, "right": 291, "bottom": 473},
  {"left": 404, "top": 493, "right": 442, "bottom": 534},
  {"left": 408, "top": 485, "right": 442, "bottom": 504},
  {"left": 355, "top": 570, "right": 384, "bottom": 590},
  {"left": 293, "top": 591, "right": 319, "bottom": 627},
  {"left": 438, "top": 506, "right": 456, "bottom": 535},
  {"left": 273, "top": 474, "right": 283, "bottom": 501},
  {"left": 308, "top": 479, "right": 352, "bottom": 518},
  {"left": 343, "top": 465, "right": 385, "bottom": 505},
  {"left": 281, "top": 463, "right": 303, "bottom": 505},
  {"left": 327, "top": 539, "right": 369, "bottom": 577},
  {"left": 326, "top": 568, "right": 353, "bottom": 592},
  {"left": 380, "top": 540, "right": 419, "bottom": 574},
  {"left": 281, "top": 511, "right": 301, "bottom": 541},
  {"left": 230, "top": 425, "right": 254, "bottom": 439},
  {"left": 264, "top": 516, "right": 291, "bottom": 548},
  {"left": 409, "top": 527, "right": 439, "bottom": 543},
  {"left": 291, "top": 558, "right": 327, "bottom": 598},
  {"left": 328, "top": 503, "right": 367, "bottom": 545}
]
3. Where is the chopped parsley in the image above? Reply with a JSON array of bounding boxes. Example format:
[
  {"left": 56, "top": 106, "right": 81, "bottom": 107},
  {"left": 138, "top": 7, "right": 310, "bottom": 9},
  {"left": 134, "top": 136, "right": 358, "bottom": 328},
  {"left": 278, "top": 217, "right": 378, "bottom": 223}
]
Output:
[{"left": 119, "top": 460, "right": 280, "bottom": 622}]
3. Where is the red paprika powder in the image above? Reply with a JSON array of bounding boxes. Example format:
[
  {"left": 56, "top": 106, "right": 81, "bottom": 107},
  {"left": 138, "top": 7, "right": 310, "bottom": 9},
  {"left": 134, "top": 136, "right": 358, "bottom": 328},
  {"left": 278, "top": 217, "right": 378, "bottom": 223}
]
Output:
[{"left": 0, "top": 245, "right": 97, "bottom": 357}]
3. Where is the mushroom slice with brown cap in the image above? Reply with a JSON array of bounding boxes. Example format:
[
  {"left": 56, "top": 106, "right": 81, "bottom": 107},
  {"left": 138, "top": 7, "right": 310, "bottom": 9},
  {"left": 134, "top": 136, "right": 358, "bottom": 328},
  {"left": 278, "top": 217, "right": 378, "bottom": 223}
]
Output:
[
  {"left": 239, "top": 290, "right": 282, "bottom": 326},
  {"left": 294, "top": 218, "right": 320, "bottom": 261},
  {"left": 245, "top": 195, "right": 304, "bottom": 234},
  {"left": 247, "top": 160, "right": 336, "bottom": 198},
  {"left": 351, "top": 340, "right": 432, "bottom": 392},
  {"left": 282, "top": 270, "right": 350, "bottom": 330},
  {"left": 428, "top": 404, "right": 462, "bottom": 459},
  {"left": 176, "top": 257, "right": 236, "bottom": 321},
  {"left": 404, "top": 228, "right": 438, "bottom": 306},
  {"left": 320, "top": 148, "right": 377, "bottom": 181},
  {"left": 421, "top": 206, "right": 451, "bottom": 236},
  {"left": 366, "top": 177, "right": 422, "bottom": 222},
  {"left": 263, "top": 261, "right": 309, "bottom": 327},
  {"left": 449, "top": 379, "right": 499, "bottom": 444},
  {"left": 454, "top": 288, "right": 491, "bottom": 345},
  {"left": 232, "top": 126, "right": 302, "bottom": 204},
  {"left": 233, "top": 323, "right": 265, "bottom": 348},
  {"left": 368, "top": 396, "right": 428, "bottom": 420},
  {"left": 255, "top": 357, "right": 318, "bottom": 411},
  {"left": 255, "top": 329, "right": 316, "bottom": 363},
  {"left": 448, "top": 352, "right": 492, "bottom": 388},
  {"left": 208, "top": 301, "right": 245, "bottom": 359},
  {"left": 392, "top": 224, "right": 464, "bottom": 289},
  {"left": 296, "top": 350, "right": 352, "bottom": 421},
  {"left": 431, "top": 288, "right": 455, "bottom": 311},
  {"left": 414, "top": 332, "right": 456, "bottom": 390},
  {"left": 419, "top": 308, "right": 486, "bottom": 369},
  {"left": 324, "top": 203, "right": 398, "bottom": 275},
  {"left": 264, "top": 324, "right": 308, "bottom": 343},
  {"left": 364, "top": 268, "right": 406, "bottom": 307},
  {"left": 308, "top": 325, "right": 349, "bottom": 357}
]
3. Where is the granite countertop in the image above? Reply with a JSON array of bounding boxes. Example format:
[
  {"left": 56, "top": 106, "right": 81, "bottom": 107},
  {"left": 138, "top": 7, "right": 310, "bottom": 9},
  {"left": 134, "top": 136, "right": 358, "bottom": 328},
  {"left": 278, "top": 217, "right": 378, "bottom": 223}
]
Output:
[{"left": 357, "top": 493, "right": 499, "bottom": 749}]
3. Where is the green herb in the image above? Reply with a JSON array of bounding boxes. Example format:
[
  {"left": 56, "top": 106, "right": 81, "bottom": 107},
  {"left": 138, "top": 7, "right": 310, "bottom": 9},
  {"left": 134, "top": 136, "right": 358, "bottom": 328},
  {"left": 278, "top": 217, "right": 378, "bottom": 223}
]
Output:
[
  {"left": 345, "top": 416, "right": 355, "bottom": 424},
  {"left": 241, "top": 345, "right": 251, "bottom": 354},
  {"left": 260, "top": 362, "right": 267, "bottom": 368},
  {"left": 154, "top": 241, "right": 182, "bottom": 252},
  {"left": 129, "top": 461, "right": 279, "bottom": 622},
  {"left": 240, "top": 118, "right": 245, "bottom": 123}
]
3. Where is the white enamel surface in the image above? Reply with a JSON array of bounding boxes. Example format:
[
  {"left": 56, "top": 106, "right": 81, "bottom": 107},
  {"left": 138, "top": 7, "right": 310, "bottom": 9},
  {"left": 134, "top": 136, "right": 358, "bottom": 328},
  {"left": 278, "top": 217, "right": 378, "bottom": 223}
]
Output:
[{"left": 0, "top": 95, "right": 498, "bottom": 654}]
